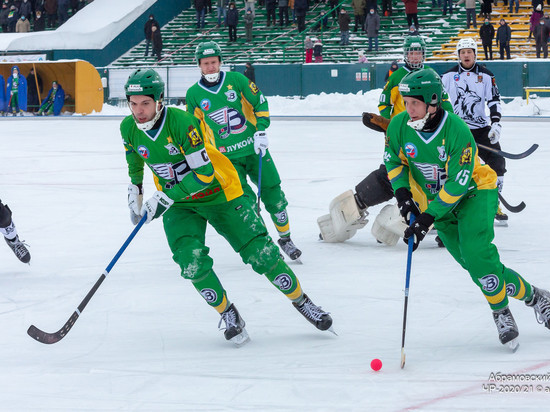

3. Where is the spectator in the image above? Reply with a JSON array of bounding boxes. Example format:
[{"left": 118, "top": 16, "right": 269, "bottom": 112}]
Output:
[
  {"left": 35, "top": 0, "right": 46, "bottom": 12},
  {"left": 480, "top": 17, "right": 495, "bottom": 59},
  {"left": 312, "top": 10, "right": 328, "bottom": 31},
  {"left": 216, "top": 0, "right": 228, "bottom": 27},
  {"left": 19, "top": 0, "right": 32, "bottom": 19},
  {"left": 58, "top": 0, "right": 69, "bottom": 25},
  {"left": 442, "top": 0, "right": 453, "bottom": 15},
  {"left": 294, "top": 0, "right": 307, "bottom": 32},
  {"left": 244, "top": 8, "right": 253, "bottom": 42},
  {"left": 26, "top": 67, "right": 43, "bottom": 113},
  {"left": 206, "top": 0, "right": 213, "bottom": 14},
  {"left": 37, "top": 81, "right": 65, "bottom": 116},
  {"left": 384, "top": 60, "right": 399, "bottom": 81},
  {"left": 407, "top": 24, "right": 419, "bottom": 35},
  {"left": 328, "top": 0, "right": 340, "bottom": 21},
  {"left": 15, "top": 14, "right": 30, "bottom": 32},
  {"left": 403, "top": 0, "right": 419, "bottom": 30},
  {"left": 457, "top": 0, "right": 477, "bottom": 29},
  {"left": 496, "top": 18, "right": 511, "bottom": 59},
  {"left": 480, "top": 0, "right": 492, "bottom": 20},
  {"left": 304, "top": 35, "right": 314, "bottom": 62},
  {"left": 0, "top": 3, "right": 9, "bottom": 33},
  {"left": 338, "top": 9, "right": 351, "bottom": 46},
  {"left": 534, "top": 18, "right": 549, "bottom": 57},
  {"left": 265, "top": 0, "right": 276, "bottom": 26},
  {"left": 382, "top": 0, "right": 392, "bottom": 16},
  {"left": 195, "top": 0, "right": 206, "bottom": 30},
  {"left": 7, "top": 5, "right": 18, "bottom": 32},
  {"left": 6, "top": 66, "right": 27, "bottom": 116},
  {"left": 151, "top": 24, "right": 163, "bottom": 61},
  {"left": 45, "top": 0, "right": 57, "bottom": 29},
  {"left": 364, "top": 8, "right": 380, "bottom": 51},
  {"left": 352, "top": 0, "right": 366, "bottom": 32},
  {"left": 226, "top": 1, "right": 238, "bottom": 42},
  {"left": 313, "top": 39, "right": 323, "bottom": 62},
  {"left": 530, "top": 5, "right": 543, "bottom": 39},
  {"left": 279, "top": 0, "right": 289, "bottom": 26},
  {"left": 143, "top": 14, "right": 158, "bottom": 57},
  {"left": 509, "top": 0, "right": 519, "bottom": 13},
  {"left": 245, "top": 0, "right": 255, "bottom": 16},
  {"left": 33, "top": 9, "right": 45, "bottom": 31},
  {"left": 357, "top": 49, "right": 368, "bottom": 62},
  {"left": 244, "top": 61, "right": 256, "bottom": 82},
  {"left": 532, "top": 0, "right": 544, "bottom": 11}
]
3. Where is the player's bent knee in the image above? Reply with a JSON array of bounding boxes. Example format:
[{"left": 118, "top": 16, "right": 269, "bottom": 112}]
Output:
[{"left": 240, "top": 236, "right": 281, "bottom": 273}]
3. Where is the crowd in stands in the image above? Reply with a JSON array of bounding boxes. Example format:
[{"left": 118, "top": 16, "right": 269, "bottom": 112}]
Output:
[{"left": 0, "top": 0, "right": 93, "bottom": 33}]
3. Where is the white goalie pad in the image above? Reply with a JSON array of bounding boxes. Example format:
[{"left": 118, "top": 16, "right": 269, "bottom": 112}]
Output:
[
  {"left": 371, "top": 204, "right": 408, "bottom": 246},
  {"left": 317, "top": 190, "right": 369, "bottom": 243}
]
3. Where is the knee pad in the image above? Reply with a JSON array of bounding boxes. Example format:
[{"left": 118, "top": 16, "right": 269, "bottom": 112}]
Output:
[
  {"left": 318, "top": 190, "right": 369, "bottom": 243},
  {"left": 355, "top": 164, "right": 394, "bottom": 207}
]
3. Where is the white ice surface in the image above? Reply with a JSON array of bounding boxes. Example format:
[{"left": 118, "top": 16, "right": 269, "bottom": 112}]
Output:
[{"left": 1, "top": 118, "right": 549, "bottom": 411}]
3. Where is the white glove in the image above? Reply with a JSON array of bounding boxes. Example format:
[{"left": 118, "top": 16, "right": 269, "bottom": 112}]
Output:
[
  {"left": 253, "top": 131, "right": 269, "bottom": 157},
  {"left": 127, "top": 184, "right": 143, "bottom": 225},
  {"left": 488, "top": 123, "right": 501, "bottom": 144},
  {"left": 140, "top": 191, "right": 174, "bottom": 224}
]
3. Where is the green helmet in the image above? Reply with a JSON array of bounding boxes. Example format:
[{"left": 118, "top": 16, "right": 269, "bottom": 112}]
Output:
[
  {"left": 398, "top": 68, "right": 443, "bottom": 106},
  {"left": 195, "top": 41, "right": 222, "bottom": 64},
  {"left": 403, "top": 36, "right": 426, "bottom": 69},
  {"left": 124, "top": 68, "right": 165, "bottom": 101}
]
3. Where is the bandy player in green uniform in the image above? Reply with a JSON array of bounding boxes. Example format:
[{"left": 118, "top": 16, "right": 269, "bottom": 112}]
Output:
[
  {"left": 121, "top": 69, "right": 332, "bottom": 346},
  {"left": 185, "top": 41, "right": 302, "bottom": 262},
  {"left": 384, "top": 68, "right": 550, "bottom": 350}
]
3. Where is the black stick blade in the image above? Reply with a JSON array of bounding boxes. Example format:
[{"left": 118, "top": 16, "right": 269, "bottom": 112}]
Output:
[
  {"left": 498, "top": 193, "right": 526, "bottom": 213},
  {"left": 27, "top": 311, "right": 80, "bottom": 344}
]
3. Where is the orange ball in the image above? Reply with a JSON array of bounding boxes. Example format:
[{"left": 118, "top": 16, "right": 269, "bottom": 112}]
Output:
[{"left": 370, "top": 358, "right": 382, "bottom": 371}]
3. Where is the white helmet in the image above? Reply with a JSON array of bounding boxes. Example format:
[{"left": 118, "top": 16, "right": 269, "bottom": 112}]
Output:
[{"left": 456, "top": 37, "right": 478, "bottom": 58}]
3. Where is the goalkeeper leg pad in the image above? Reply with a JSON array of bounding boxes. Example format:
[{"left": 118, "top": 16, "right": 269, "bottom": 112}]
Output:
[
  {"left": 317, "top": 190, "right": 369, "bottom": 243},
  {"left": 371, "top": 204, "right": 407, "bottom": 246}
]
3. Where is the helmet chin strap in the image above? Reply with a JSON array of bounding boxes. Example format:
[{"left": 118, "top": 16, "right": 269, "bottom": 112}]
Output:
[
  {"left": 131, "top": 101, "right": 164, "bottom": 131},
  {"left": 407, "top": 110, "right": 430, "bottom": 131}
]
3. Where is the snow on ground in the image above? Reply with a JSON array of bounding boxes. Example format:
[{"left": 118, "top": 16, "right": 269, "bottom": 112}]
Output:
[{"left": 1, "top": 114, "right": 549, "bottom": 410}]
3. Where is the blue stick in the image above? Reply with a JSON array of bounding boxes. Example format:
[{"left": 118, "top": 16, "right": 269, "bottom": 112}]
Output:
[{"left": 400, "top": 214, "right": 415, "bottom": 368}]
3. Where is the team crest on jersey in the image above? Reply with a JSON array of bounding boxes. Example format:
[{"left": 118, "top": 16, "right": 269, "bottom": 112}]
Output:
[
  {"left": 273, "top": 274, "right": 293, "bottom": 291},
  {"left": 225, "top": 89, "right": 238, "bottom": 102},
  {"left": 480, "top": 274, "right": 499, "bottom": 293},
  {"left": 437, "top": 145, "right": 447, "bottom": 162},
  {"left": 454, "top": 73, "right": 460, "bottom": 81},
  {"left": 137, "top": 145, "right": 149, "bottom": 159},
  {"left": 455, "top": 84, "right": 484, "bottom": 125},
  {"left": 416, "top": 162, "right": 448, "bottom": 194},
  {"left": 150, "top": 159, "right": 192, "bottom": 189},
  {"left": 404, "top": 143, "right": 418, "bottom": 158},
  {"left": 477, "top": 75, "right": 483, "bottom": 83},
  {"left": 187, "top": 127, "right": 203, "bottom": 147},
  {"left": 164, "top": 143, "right": 180, "bottom": 155},
  {"left": 200, "top": 288, "right": 218, "bottom": 303},
  {"left": 208, "top": 107, "right": 247, "bottom": 139},
  {"left": 200, "top": 99, "right": 211, "bottom": 111},
  {"left": 249, "top": 82, "right": 259, "bottom": 95},
  {"left": 459, "top": 145, "right": 473, "bottom": 166}
]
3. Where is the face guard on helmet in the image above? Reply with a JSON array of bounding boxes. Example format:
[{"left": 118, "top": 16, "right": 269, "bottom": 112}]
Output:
[
  {"left": 403, "top": 36, "right": 426, "bottom": 70},
  {"left": 398, "top": 68, "right": 444, "bottom": 130},
  {"left": 125, "top": 68, "right": 165, "bottom": 131},
  {"left": 195, "top": 41, "right": 222, "bottom": 83},
  {"left": 456, "top": 37, "right": 478, "bottom": 67}
]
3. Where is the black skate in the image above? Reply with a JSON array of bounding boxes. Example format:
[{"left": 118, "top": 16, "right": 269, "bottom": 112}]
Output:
[
  {"left": 435, "top": 236, "right": 445, "bottom": 248},
  {"left": 293, "top": 294, "right": 334, "bottom": 333},
  {"left": 525, "top": 287, "right": 550, "bottom": 329},
  {"left": 218, "top": 304, "right": 250, "bottom": 347},
  {"left": 492, "top": 307, "right": 519, "bottom": 351},
  {"left": 278, "top": 237, "right": 302, "bottom": 262},
  {"left": 5, "top": 235, "right": 31, "bottom": 264},
  {"left": 494, "top": 205, "right": 508, "bottom": 227}
]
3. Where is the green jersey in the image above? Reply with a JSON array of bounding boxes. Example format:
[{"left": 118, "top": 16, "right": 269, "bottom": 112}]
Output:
[
  {"left": 185, "top": 71, "right": 270, "bottom": 159},
  {"left": 121, "top": 107, "right": 243, "bottom": 205},
  {"left": 378, "top": 66, "right": 453, "bottom": 119},
  {"left": 384, "top": 110, "right": 497, "bottom": 219}
]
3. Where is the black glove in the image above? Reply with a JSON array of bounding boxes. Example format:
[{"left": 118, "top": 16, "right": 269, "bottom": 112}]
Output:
[
  {"left": 403, "top": 212, "right": 435, "bottom": 251},
  {"left": 395, "top": 187, "right": 421, "bottom": 224}
]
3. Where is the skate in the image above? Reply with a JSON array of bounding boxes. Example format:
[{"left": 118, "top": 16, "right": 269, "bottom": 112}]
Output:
[
  {"left": 218, "top": 303, "right": 250, "bottom": 347},
  {"left": 525, "top": 287, "right": 550, "bottom": 329},
  {"left": 494, "top": 206, "right": 508, "bottom": 227},
  {"left": 278, "top": 237, "right": 302, "bottom": 262},
  {"left": 4, "top": 235, "right": 31, "bottom": 264},
  {"left": 492, "top": 306, "right": 519, "bottom": 351},
  {"left": 435, "top": 235, "right": 445, "bottom": 248},
  {"left": 293, "top": 294, "right": 334, "bottom": 333}
]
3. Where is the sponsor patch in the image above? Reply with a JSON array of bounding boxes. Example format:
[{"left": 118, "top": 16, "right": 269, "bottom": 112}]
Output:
[
  {"left": 127, "top": 84, "right": 143, "bottom": 92},
  {"left": 137, "top": 145, "right": 149, "bottom": 159},
  {"left": 404, "top": 142, "right": 417, "bottom": 158},
  {"left": 480, "top": 274, "right": 499, "bottom": 293},
  {"left": 249, "top": 82, "right": 259, "bottom": 95},
  {"left": 459, "top": 145, "right": 473, "bottom": 166},
  {"left": 273, "top": 274, "right": 293, "bottom": 291},
  {"left": 200, "top": 99, "right": 211, "bottom": 111},
  {"left": 506, "top": 283, "right": 517, "bottom": 296},
  {"left": 437, "top": 145, "right": 447, "bottom": 162},
  {"left": 398, "top": 83, "right": 410, "bottom": 93},
  {"left": 274, "top": 210, "right": 288, "bottom": 224},
  {"left": 187, "top": 127, "right": 203, "bottom": 147},
  {"left": 185, "top": 148, "right": 210, "bottom": 169},
  {"left": 454, "top": 73, "right": 460, "bottom": 81},
  {"left": 200, "top": 288, "right": 218, "bottom": 303}
]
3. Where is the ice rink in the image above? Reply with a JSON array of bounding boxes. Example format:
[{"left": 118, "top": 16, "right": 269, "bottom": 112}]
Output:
[{"left": 1, "top": 116, "right": 549, "bottom": 411}]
